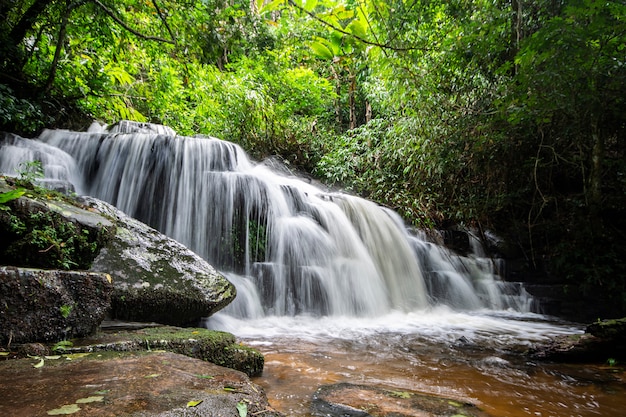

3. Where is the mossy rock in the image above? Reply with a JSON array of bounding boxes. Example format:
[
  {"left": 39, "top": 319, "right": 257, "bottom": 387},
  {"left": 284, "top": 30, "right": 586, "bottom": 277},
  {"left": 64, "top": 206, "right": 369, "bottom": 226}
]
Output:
[
  {"left": 65, "top": 326, "right": 264, "bottom": 377},
  {"left": 586, "top": 318, "right": 626, "bottom": 341}
]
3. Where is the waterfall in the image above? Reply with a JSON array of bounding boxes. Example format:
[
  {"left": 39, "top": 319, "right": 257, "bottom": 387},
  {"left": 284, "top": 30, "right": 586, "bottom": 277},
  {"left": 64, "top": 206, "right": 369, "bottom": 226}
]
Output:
[{"left": 0, "top": 122, "right": 536, "bottom": 318}]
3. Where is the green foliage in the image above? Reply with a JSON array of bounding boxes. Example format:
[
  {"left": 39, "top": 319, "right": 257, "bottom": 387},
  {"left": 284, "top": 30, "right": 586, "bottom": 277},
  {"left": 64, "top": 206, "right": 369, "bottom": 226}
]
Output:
[
  {"left": 0, "top": 189, "right": 26, "bottom": 207},
  {"left": 1, "top": 0, "right": 625, "bottom": 312},
  {"left": 59, "top": 304, "right": 73, "bottom": 319},
  {"left": 16, "top": 160, "right": 44, "bottom": 185}
]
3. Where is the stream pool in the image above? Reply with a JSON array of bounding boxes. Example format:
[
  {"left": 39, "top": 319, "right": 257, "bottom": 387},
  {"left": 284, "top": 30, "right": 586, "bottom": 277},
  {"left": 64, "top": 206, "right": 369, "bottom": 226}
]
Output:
[{"left": 207, "top": 308, "right": 626, "bottom": 417}]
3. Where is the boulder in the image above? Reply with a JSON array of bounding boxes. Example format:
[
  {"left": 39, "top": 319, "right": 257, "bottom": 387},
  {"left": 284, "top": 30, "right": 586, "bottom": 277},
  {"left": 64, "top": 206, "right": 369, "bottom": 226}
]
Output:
[
  {"left": 311, "top": 383, "right": 490, "bottom": 417},
  {"left": 0, "top": 350, "right": 281, "bottom": 417},
  {"left": 82, "top": 196, "right": 236, "bottom": 326},
  {"left": 529, "top": 317, "right": 626, "bottom": 362},
  {"left": 1, "top": 176, "right": 236, "bottom": 327},
  {"left": 0, "top": 266, "right": 113, "bottom": 344}
]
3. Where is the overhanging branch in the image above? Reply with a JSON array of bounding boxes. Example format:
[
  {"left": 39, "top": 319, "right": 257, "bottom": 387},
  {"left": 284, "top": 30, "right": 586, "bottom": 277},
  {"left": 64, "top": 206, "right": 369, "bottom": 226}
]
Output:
[
  {"left": 286, "top": 0, "right": 425, "bottom": 52},
  {"left": 92, "top": 0, "right": 175, "bottom": 44}
]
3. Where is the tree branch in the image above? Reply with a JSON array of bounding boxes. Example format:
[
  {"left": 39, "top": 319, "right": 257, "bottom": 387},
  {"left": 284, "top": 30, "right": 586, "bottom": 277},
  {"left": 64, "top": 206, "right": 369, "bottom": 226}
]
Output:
[
  {"left": 92, "top": 0, "right": 175, "bottom": 44},
  {"left": 152, "top": 0, "right": 177, "bottom": 45},
  {"left": 286, "top": 0, "right": 424, "bottom": 52}
]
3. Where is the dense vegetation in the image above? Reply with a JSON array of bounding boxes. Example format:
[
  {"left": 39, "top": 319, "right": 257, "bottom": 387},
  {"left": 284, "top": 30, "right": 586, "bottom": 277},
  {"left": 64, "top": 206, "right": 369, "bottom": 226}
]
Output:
[{"left": 1, "top": 0, "right": 625, "bottom": 315}]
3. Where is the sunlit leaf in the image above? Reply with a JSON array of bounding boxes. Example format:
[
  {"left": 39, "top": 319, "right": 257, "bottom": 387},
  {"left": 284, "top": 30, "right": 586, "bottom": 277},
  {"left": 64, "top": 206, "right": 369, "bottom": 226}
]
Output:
[
  {"left": 0, "top": 189, "right": 26, "bottom": 204},
  {"left": 187, "top": 400, "right": 203, "bottom": 407},
  {"left": 0, "top": 352, "right": 10, "bottom": 356},
  {"left": 47, "top": 404, "right": 81, "bottom": 415},
  {"left": 303, "top": 0, "right": 317, "bottom": 12},
  {"left": 346, "top": 18, "right": 367, "bottom": 39},
  {"left": 33, "top": 358, "right": 45, "bottom": 368},
  {"left": 309, "top": 42, "right": 334, "bottom": 60}
]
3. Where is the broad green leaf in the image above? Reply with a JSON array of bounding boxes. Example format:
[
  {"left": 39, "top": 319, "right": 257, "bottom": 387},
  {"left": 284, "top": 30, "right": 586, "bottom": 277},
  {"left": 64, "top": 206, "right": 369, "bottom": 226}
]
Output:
[
  {"left": 187, "top": 400, "right": 203, "bottom": 407},
  {"left": 237, "top": 401, "right": 248, "bottom": 417},
  {"left": 347, "top": 18, "right": 367, "bottom": 39},
  {"left": 47, "top": 404, "right": 81, "bottom": 415},
  {"left": 310, "top": 42, "right": 334, "bottom": 60},
  {"left": 0, "top": 189, "right": 25, "bottom": 204}
]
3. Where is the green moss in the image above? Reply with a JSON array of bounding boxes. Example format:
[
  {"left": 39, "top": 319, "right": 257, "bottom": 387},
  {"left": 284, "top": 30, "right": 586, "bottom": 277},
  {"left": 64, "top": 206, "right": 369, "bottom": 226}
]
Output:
[{"left": 66, "top": 326, "right": 264, "bottom": 377}]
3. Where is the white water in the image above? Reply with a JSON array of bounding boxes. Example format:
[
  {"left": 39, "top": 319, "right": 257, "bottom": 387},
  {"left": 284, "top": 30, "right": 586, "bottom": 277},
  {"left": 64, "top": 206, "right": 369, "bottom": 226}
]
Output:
[{"left": 2, "top": 122, "right": 542, "bottom": 326}]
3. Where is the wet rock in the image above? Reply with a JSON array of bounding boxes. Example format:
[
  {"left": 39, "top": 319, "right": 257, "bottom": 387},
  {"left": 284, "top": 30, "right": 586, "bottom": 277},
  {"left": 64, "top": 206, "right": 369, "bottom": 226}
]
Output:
[
  {"left": 0, "top": 266, "right": 113, "bottom": 344},
  {"left": 67, "top": 325, "right": 264, "bottom": 377},
  {"left": 530, "top": 318, "right": 626, "bottom": 362},
  {"left": 311, "top": 383, "right": 490, "bottom": 417},
  {"left": 82, "top": 196, "right": 236, "bottom": 326},
  {"left": 0, "top": 351, "right": 281, "bottom": 417}
]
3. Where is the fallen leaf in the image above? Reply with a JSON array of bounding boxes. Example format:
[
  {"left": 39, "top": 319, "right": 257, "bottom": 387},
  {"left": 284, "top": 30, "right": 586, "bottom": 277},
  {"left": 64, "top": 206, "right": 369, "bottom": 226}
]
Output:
[
  {"left": 187, "top": 400, "right": 203, "bottom": 407},
  {"left": 33, "top": 358, "right": 45, "bottom": 368},
  {"left": 47, "top": 404, "right": 81, "bottom": 415},
  {"left": 237, "top": 401, "right": 248, "bottom": 417},
  {"left": 0, "top": 352, "right": 10, "bottom": 356},
  {"left": 144, "top": 373, "right": 160, "bottom": 378},
  {"left": 194, "top": 374, "right": 214, "bottom": 379},
  {"left": 64, "top": 353, "right": 91, "bottom": 360},
  {"left": 45, "top": 355, "right": 62, "bottom": 360},
  {"left": 75, "top": 396, "right": 104, "bottom": 404}
]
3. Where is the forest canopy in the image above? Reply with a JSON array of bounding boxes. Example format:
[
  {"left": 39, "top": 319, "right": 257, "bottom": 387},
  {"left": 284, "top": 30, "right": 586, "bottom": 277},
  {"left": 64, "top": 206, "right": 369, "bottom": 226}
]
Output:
[{"left": 1, "top": 0, "right": 625, "bottom": 311}]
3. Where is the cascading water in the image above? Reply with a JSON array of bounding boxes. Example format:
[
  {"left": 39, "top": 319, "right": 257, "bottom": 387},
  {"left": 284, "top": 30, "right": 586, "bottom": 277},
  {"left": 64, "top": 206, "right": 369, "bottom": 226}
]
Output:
[
  {"left": 7, "top": 123, "right": 625, "bottom": 417},
  {"left": 0, "top": 121, "right": 533, "bottom": 319}
]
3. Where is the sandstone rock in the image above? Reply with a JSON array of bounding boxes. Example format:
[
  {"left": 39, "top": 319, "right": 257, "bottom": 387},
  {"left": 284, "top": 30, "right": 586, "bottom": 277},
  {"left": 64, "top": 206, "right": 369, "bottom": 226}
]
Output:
[
  {"left": 0, "top": 351, "right": 281, "bottom": 417},
  {"left": 0, "top": 266, "right": 113, "bottom": 344},
  {"left": 311, "top": 383, "right": 490, "bottom": 417},
  {"left": 83, "top": 197, "right": 236, "bottom": 326}
]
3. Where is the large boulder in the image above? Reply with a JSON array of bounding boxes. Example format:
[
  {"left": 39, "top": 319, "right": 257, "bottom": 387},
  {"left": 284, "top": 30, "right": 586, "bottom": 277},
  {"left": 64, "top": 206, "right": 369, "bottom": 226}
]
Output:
[
  {"left": 0, "top": 177, "right": 236, "bottom": 328},
  {"left": 83, "top": 196, "right": 236, "bottom": 326},
  {"left": 0, "top": 266, "right": 113, "bottom": 344}
]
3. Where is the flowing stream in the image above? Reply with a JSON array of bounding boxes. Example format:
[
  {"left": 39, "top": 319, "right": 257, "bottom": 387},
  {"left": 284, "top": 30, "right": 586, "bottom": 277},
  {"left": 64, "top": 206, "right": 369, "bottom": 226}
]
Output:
[{"left": 1, "top": 121, "right": 624, "bottom": 416}]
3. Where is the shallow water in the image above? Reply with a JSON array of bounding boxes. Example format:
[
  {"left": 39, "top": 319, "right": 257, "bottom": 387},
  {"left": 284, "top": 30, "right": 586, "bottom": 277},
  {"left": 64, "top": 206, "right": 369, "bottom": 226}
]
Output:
[{"left": 207, "top": 309, "right": 626, "bottom": 417}]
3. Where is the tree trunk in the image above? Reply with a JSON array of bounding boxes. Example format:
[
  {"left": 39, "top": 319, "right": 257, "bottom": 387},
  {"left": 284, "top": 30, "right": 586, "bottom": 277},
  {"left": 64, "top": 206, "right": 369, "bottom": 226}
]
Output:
[{"left": 44, "top": 2, "right": 72, "bottom": 93}]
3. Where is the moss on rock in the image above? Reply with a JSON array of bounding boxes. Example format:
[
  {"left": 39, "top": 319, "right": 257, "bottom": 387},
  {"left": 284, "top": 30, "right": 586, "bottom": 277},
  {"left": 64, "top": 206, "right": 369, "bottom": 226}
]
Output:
[{"left": 67, "top": 326, "right": 264, "bottom": 377}]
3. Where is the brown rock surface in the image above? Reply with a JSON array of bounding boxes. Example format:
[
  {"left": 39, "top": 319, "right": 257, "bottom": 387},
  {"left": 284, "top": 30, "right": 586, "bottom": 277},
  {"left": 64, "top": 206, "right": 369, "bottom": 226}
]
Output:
[
  {"left": 0, "top": 351, "right": 280, "bottom": 417},
  {"left": 311, "top": 383, "right": 490, "bottom": 417}
]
